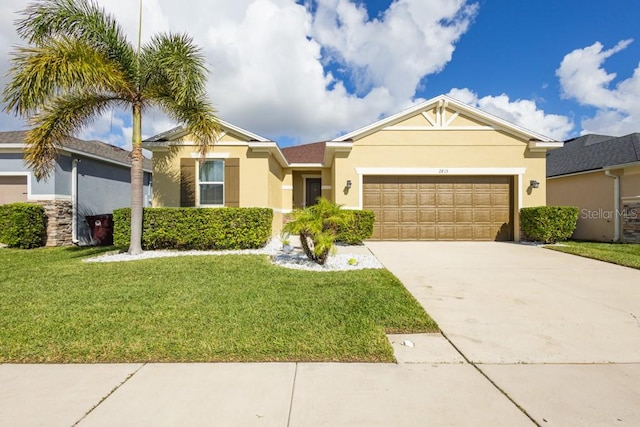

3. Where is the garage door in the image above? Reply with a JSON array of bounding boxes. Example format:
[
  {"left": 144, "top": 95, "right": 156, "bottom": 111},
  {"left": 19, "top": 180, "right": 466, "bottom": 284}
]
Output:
[
  {"left": 363, "top": 175, "right": 513, "bottom": 241},
  {"left": 0, "top": 176, "right": 28, "bottom": 205}
]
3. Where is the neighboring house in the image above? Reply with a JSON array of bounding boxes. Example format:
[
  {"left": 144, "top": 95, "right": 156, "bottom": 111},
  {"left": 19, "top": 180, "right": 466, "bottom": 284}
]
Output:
[
  {"left": 144, "top": 95, "right": 561, "bottom": 241},
  {"left": 547, "top": 133, "right": 640, "bottom": 243},
  {"left": 0, "top": 131, "right": 152, "bottom": 246}
]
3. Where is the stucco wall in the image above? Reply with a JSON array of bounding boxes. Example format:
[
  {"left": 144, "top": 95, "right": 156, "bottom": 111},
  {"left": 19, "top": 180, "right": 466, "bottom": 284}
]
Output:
[
  {"left": 152, "top": 143, "right": 285, "bottom": 235},
  {"left": 0, "top": 152, "right": 56, "bottom": 196},
  {"left": 547, "top": 172, "right": 615, "bottom": 241}
]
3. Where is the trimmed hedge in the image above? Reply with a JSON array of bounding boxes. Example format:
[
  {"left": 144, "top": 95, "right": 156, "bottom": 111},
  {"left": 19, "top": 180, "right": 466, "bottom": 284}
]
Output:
[
  {"left": 0, "top": 203, "right": 46, "bottom": 249},
  {"left": 113, "top": 207, "right": 273, "bottom": 250},
  {"left": 336, "top": 209, "right": 376, "bottom": 244},
  {"left": 520, "top": 206, "right": 579, "bottom": 244}
]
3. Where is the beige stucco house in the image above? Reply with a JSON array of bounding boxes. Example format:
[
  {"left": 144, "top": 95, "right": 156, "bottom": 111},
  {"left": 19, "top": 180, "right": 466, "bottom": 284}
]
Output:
[
  {"left": 144, "top": 95, "right": 561, "bottom": 241},
  {"left": 547, "top": 134, "right": 640, "bottom": 242}
]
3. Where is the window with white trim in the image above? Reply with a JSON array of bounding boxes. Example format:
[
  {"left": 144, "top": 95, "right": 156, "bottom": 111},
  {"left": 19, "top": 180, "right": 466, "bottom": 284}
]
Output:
[{"left": 198, "top": 160, "right": 224, "bottom": 206}]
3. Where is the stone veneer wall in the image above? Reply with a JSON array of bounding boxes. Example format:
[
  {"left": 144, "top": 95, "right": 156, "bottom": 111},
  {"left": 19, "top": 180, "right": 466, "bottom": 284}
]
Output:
[
  {"left": 32, "top": 200, "right": 73, "bottom": 246},
  {"left": 622, "top": 200, "right": 640, "bottom": 243}
]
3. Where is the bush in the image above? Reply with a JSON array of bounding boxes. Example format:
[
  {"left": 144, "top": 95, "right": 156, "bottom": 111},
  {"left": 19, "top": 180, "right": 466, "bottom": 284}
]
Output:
[
  {"left": 113, "top": 207, "right": 273, "bottom": 250},
  {"left": 336, "top": 210, "right": 375, "bottom": 244},
  {"left": 520, "top": 206, "right": 579, "bottom": 244},
  {"left": 0, "top": 203, "right": 46, "bottom": 249}
]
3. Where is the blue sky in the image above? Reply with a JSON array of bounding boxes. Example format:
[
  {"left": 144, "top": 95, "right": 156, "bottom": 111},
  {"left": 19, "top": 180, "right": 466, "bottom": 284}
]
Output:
[{"left": 1, "top": 0, "right": 639, "bottom": 149}]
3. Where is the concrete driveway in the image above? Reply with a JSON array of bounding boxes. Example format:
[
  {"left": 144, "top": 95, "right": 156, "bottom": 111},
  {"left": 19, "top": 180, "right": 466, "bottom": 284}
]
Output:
[{"left": 367, "top": 242, "right": 640, "bottom": 426}]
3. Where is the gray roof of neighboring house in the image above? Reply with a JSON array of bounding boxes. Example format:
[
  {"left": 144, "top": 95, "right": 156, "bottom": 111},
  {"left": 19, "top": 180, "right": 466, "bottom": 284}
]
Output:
[
  {"left": 0, "top": 130, "right": 152, "bottom": 171},
  {"left": 547, "top": 133, "right": 640, "bottom": 177}
]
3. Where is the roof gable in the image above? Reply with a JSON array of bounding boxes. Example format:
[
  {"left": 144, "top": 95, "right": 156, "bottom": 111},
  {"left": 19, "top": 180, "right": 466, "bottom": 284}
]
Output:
[
  {"left": 0, "top": 131, "right": 151, "bottom": 171},
  {"left": 333, "top": 94, "right": 554, "bottom": 142},
  {"left": 547, "top": 133, "right": 640, "bottom": 177},
  {"left": 143, "top": 119, "right": 271, "bottom": 146}
]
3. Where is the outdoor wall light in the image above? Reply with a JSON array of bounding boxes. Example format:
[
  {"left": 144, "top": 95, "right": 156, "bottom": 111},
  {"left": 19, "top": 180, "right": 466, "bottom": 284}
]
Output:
[
  {"left": 346, "top": 180, "right": 352, "bottom": 189},
  {"left": 530, "top": 180, "right": 540, "bottom": 189}
]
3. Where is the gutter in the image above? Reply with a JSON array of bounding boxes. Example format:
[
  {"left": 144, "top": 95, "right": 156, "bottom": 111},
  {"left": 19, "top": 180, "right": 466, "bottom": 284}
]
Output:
[
  {"left": 71, "top": 158, "right": 79, "bottom": 244},
  {"left": 604, "top": 169, "right": 620, "bottom": 242}
]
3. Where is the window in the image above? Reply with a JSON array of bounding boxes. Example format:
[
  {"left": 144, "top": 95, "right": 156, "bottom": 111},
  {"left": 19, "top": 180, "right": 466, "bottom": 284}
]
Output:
[{"left": 198, "top": 160, "right": 224, "bottom": 206}]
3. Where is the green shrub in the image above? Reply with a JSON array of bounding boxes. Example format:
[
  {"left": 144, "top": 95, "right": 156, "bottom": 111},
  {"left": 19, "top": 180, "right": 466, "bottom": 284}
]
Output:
[
  {"left": 0, "top": 203, "right": 46, "bottom": 249},
  {"left": 113, "top": 207, "right": 273, "bottom": 250},
  {"left": 336, "top": 210, "right": 375, "bottom": 244},
  {"left": 520, "top": 206, "right": 579, "bottom": 244}
]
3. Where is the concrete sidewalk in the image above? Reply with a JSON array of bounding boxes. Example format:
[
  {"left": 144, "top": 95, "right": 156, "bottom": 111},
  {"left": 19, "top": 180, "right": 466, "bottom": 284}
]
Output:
[{"left": 0, "top": 335, "right": 533, "bottom": 426}]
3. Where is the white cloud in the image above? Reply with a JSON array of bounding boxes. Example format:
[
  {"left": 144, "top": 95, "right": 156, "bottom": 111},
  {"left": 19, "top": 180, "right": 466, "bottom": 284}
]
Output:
[
  {"left": 0, "top": 0, "right": 478, "bottom": 147},
  {"left": 447, "top": 88, "right": 574, "bottom": 140},
  {"left": 557, "top": 40, "right": 640, "bottom": 136}
]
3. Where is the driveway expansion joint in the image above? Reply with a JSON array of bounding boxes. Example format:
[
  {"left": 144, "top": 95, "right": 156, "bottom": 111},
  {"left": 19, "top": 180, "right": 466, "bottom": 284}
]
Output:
[
  {"left": 73, "top": 363, "right": 146, "bottom": 426},
  {"left": 439, "top": 331, "right": 541, "bottom": 427}
]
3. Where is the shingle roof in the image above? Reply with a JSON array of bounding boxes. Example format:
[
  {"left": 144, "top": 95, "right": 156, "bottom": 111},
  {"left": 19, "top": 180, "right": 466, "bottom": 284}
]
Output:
[
  {"left": 547, "top": 133, "right": 640, "bottom": 177},
  {"left": 281, "top": 141, "right": 326, "bottom": 164},
  {"left": 0, "top": 130, "right": 152, "bottom": 171}
]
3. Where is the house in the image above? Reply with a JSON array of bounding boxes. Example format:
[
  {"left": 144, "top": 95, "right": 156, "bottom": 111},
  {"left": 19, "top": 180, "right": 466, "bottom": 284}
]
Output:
[
  {"left": 547, "top": 133, "right": 640, "bottom": 243},
  {"left": 0, "top": 131, "right": 153, "bottom": 246},
  {"left": 144, "top": 95, "right": 561, "bottom": 241}
]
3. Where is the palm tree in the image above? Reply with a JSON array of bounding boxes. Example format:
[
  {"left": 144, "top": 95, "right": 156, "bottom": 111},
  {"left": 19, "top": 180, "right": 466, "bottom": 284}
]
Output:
[
  {"left": 2, "top": 0, "right": 220, "bottom": 254},
  {"left": 284, "top": 198, "right": 345, "bottom": 265}
]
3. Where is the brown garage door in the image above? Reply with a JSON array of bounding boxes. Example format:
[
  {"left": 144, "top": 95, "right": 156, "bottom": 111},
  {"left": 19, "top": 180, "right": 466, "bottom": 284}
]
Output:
[
  {"left": 363, "top": 175, "right": 513, "bottom": 241},
  {"left": 0, "top": 176, "right": 28, "bottom": 205}
]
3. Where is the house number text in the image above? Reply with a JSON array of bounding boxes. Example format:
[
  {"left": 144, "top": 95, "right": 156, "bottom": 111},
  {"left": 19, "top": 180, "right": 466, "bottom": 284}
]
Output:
[{"left": 438, "top": 169, "right": 449, "bottom": 174}]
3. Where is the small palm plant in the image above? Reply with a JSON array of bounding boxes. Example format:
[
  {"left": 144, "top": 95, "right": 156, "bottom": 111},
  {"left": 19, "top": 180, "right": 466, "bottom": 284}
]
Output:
[{"left": 284, "top": 198, "right": 344, "bottom": 265}]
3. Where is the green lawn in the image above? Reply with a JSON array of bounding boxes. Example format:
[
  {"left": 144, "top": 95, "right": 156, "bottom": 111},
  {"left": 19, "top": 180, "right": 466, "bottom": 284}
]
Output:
[
  {"left": 547, "top": 241, "right": 640, "bottom": 269},
  {"left": 0, "top": 247, "right": 437, "bottom": 363}
]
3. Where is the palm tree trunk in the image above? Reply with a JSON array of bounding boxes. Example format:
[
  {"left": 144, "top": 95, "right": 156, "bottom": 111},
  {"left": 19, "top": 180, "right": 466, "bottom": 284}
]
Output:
[{"left": 128, "top": 103, "right": 144, "bottom": 255}]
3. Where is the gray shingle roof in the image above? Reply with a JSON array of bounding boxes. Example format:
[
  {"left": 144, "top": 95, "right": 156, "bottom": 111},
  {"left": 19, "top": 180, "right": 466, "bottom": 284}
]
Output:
[
  {"left": 0, "top": 130, "right": 152, "bottom": 171},
  {"left": 547, "top": 133, "right": 640, "bottom": 177}
]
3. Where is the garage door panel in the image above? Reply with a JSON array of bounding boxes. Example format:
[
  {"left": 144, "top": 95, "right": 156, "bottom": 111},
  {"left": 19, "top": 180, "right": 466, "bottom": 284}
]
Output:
[
  {"left": 437, "top": 209, "right": 455, "bottom": 223},
  {"left": 363, "top": 193, "right": 382, "bottom": 208},
  {"left": 455, "top": 210, "right": 473, "bottom": 223},
  {"left": 492, "top": 193, "right": 510, "bottom": 206},
  {"left": 419, "top": 210, "right": 436, "bottom": 222},
  {"left": 400, "top": 192, "right": 418, "bottom": 206},
  {"left": 401, "top": 226, "right": 418, "bottom": 240},
  {"left": 455, "top": 192, "right": 473, "bottom": 207},
  {"left": 436, "top": 193, "right": 454, "bottom": 206},
  {"left": 419, "top": 193, "right": 436, "bottom": 206},
  {"left": 381, "top": 226, "right": 400, "bottom": 240},
  {"left": 474, "top": 210, "right": 492, "bottom": 223},
  {"left": 419, "top": 226, "right": 437, "bottom": 240},
  {"left": 381, "top": 209, "right": 399, "bottom": 223},
  {"left": 382, "top": 193, "right": 400, "bottom": 206},
  {"left": 401, "top": 210, "right": 418, "bottom": 223},
  {"left": 437, "top": 226, "right": 455, "bottom": 240},
  {"left": 364, "top": 175, "right": 513, "bottom": 241},
  {"left": 0, "top": 176, "right": 28, "bottom": 205}
]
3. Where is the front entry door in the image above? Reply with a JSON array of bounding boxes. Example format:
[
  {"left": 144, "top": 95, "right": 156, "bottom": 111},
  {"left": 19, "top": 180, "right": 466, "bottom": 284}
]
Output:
[{"left": 305, "top": 178, "right": 322, "bottom": 207}]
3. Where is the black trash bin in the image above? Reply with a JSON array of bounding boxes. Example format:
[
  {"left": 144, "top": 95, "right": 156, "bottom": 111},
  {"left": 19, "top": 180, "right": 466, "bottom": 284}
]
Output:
[{"left": 85, "top": 214, "right": 114, "bottom": 246}]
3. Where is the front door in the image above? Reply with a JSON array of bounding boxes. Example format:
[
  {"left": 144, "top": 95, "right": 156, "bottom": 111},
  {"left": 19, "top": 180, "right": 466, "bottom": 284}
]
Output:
[{"left": 305, "top": 178, "right": 322, "bottom": 207}]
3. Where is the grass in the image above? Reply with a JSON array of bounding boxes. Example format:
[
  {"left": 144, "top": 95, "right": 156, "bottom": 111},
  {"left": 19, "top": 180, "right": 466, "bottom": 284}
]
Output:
[
  {"left": 0, "top": 246, "right": 437, "bottom": 363},
  {"left": 547, "top": 241, "right": 640, "bottom": 269}
]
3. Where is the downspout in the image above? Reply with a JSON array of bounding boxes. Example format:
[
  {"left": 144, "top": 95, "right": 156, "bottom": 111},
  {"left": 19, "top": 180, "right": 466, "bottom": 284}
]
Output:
[
  {"left": 72, "top": 158, "right": 79, "bottom": 244},
  {"left": 605, "top": 169, "right": 620, "bottom": 242}
]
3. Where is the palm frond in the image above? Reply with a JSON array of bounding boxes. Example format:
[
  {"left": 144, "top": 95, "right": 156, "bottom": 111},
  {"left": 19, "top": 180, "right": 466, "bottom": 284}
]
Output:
[
  {"left": 141, "top": 33, "right": 209, "bottom": 106},
  {"left": 3, "top": 37, "right": 132, "bottom": 116},
  {"left": 24, "top": 91, "right": 124, "bottom": 179},
  {"left": 140, "top": 33, "right": 220, "bottom": 156},
  {"left": 16, "top": 0, "right": 136, "bottom": 80}
]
